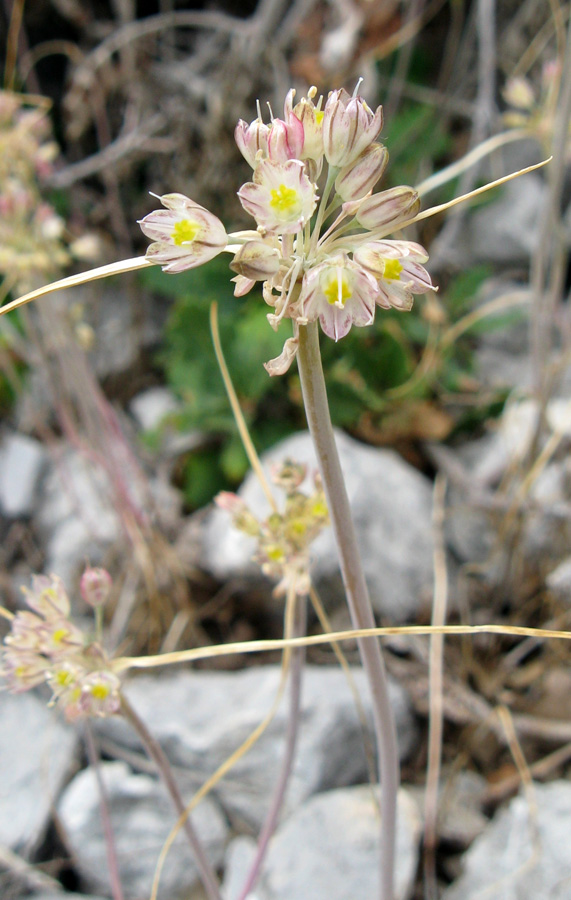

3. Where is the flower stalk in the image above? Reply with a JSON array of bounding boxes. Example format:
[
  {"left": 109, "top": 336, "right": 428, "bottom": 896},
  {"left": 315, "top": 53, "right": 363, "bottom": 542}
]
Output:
[
  {"left": 297, "top": 320, "right": 399, "bottom": 900},
  {"left": 120, "top": 694, "right": 223, "bottom": 900}
]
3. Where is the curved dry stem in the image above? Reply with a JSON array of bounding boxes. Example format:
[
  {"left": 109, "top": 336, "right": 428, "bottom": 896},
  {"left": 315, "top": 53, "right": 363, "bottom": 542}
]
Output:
[
  {"left": 113, "top": 621, "right": 571, "bottom": 673},
  {"left": 0, "top": 257, "right": 152, "bottom": 318}
]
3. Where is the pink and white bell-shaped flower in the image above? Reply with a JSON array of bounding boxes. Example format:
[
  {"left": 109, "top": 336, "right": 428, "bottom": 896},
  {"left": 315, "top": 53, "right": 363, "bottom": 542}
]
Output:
[
  {"left": 354, "top": 240, "right": 435, "bottom": 310},
  {"left": 322, "top": 88, "right": 383, "bottom": 168},
  {"left": 267, "top": 113, "right": 305, "bottom": 163},
  {"left": 235, "top": 115, "right": 270, "bottom": 168},
  {"left": 138, "top": 193, "right": 228, "bottom": 273},
  {"left": 299, "top": 253, "right": 379, "bottom": 340},
  {"left": 238, "top": 158, "right": 318, "bottom": 235},
  {"left": 283, "top": 87, "right": 324, "bottom": 163}
]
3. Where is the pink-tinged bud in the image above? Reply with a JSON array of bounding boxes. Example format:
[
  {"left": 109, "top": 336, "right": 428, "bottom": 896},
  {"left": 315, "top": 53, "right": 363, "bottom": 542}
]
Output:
[
  {"left": 139, "top": 193, "right": 228, "bottom": 273},
  {"left": 283, "top": 87, "right": 324, "bottom": 163},
  {"left": 230, "top": 240, "right": 280, "bottom": 281},
  {"left": 322, "top": 88, "right": 383, "bottom": 168},
  {"left": 215, "top": 492, "right": 260, "bottom": 536},
  {"left": 235, "top": 118, "right": 270, "bottom": 168},
  {"left": 264, "top": 336, "right": 300, "bottom": 376},
  {"left": 271, "top": 459, "right": 307, "bottom": 493},
  {"left": 80, "top": 566, "right": 112, "bottom": 608},
  {"left": 268, "top": 115, "right": 304, "bottom": 163},
  {"left": 353, "top": 186, "right": 420, "bottom": 232},
  {"left": 335, "top": 143, "right": 389, "bottom": 201}
]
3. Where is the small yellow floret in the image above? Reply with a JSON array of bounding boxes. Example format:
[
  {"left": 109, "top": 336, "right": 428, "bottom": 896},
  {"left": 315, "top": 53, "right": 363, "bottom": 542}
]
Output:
[
  {"left": 55, "top": 668, "right": 75, "bottom": 687},
  {"left": 172, "top": 219, "right": 200, "bottom": 246},
  {"left": 52, "top": 627, "right": 69, "bottom": 644},
  {"left": 90, "top": 683, "right": 110, "bottom": 700},
  {"left": 383, "top": 259, "right": 403, "bottom": 281},
  {"left": 269, "top": 184, "right": 300, "bottom": 218},
  {"left": 323, "top": 275, "right": 352, "bottom": 307},
  {"left": 267, "top": 545, "right": 285, "bottom": 562}
]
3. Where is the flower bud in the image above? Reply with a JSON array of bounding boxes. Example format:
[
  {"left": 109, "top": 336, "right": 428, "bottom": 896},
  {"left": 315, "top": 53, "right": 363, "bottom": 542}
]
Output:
[
  {"left": 322, "top": 88, "right": 383, "bottom": 168},
  {"left": 268, "top": 115, "right": 304, "bottom": 163},
  {"left": 215, "top": 492, "right": 260, "bottom": 536},
  {"left": 235, "top": 117, "right": 270, "bottom": 168},
  {"left": 230, "top": 240, "right": 280, "bottom": 281},
  {"left": 271, "top": 459, "right": 307, "bottom": 493},
  {"left": 80, "top": 566, "right": 112, "bottom": 608},
  {"left": 335, "top": 143, "right": 389, "bottom": 201},
  {"left": 284, "top": 88, "right": 324, "bottom": 162},
  {"left": 354, "top": 186, "right": 420, "bottom": 231}
]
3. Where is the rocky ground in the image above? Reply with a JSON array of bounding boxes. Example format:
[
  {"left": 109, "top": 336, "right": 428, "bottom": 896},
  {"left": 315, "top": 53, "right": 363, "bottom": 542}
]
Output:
[{"left": 1, "top": 1, "right": 571, "bottom": 898}]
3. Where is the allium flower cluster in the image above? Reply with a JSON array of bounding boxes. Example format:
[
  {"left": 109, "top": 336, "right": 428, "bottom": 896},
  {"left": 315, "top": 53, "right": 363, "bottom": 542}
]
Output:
[
  {"left": 1, "top": 572, "right": 120, "bottom": 722},
  {"left": 0, "top": 91, "right": 70, "bottom": 293},
  {"left": 216, "top": 460, "right": 329, "bottom": 597},
  {"left": 138, "top": 84, "right": 436, "bottom": 374}
]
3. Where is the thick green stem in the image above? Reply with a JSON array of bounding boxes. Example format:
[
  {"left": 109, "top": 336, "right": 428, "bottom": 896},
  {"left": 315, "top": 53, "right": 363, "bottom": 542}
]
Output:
[{"left": 297, "top": 321, "right": 399, "bottom": 900}]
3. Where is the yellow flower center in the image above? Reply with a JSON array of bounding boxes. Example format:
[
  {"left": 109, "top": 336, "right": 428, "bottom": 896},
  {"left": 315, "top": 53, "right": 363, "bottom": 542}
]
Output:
[
  {"left": 52, "top": 627, "right": 69, "bottom": 644},
  {"left": 323, "top": 274, "right": 352, "bottom": 307},
  {"left": 90, "top": 682, "right": 111, "bottom": 700},
  {"left": 314, "top": 110, "right": 324, "bottom": 125},
  {"left": 267, "top": 545, "right": 285, "bottom": 562},
  {"left": 171, "top": 219, "right": 200, "bottom": 246},
  {"left": 311, "top": 499, "right": 328, "bottom": 518},
  {"left": 55, "top": 668, "right": 75, "bottom": 687},
  {"left": 269, "top": 184, "right": 300, "bottom": 218},
  {"left": 383, "top": 259, "right": 403, "bottom": 281}
]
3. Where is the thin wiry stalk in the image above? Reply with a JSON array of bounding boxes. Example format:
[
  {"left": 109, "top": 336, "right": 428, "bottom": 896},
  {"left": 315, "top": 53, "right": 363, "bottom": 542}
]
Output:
[
  {"left": 84, "top": 723, "right": 125, "bottom": 900},
  {"left": 237, "top": 595, "right": 307, "bottom": 900},
  {"left": 296, "top": 320, "right": 399, "bottom": 900},
  {"left": 120, "top": 694, "right": 223, "bottom": 900},
  {"left": 423, "top": 475, "right": 448, "bottom": 900}
]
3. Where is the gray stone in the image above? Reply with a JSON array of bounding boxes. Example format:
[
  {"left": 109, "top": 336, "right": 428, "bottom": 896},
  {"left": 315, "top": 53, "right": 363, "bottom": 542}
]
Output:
[
  {"left": 130, "top": 387, "right": 180, "bottom": 432},
  {"left": 202, "top": 430, "right": 434, "bottom": 620},
  {"left": 429, "top": 771, "right": 488, "bottom": 848},
  {"left": 461, "top": 175, "right": 547, "bottom": 266},
  {"left": 442, "top": 781, "right": 571, "bottom": 900},
  {"left": 96, "top": 666, "right": 416, "bottom": 831},
  {"left": 14, "top": 895, "right": 108, "bottom": 900},
  {"left": 0, "top": 691, "right": 78, "bottom": 852},
  {"left": 223, "top": 786, "right": 421, "bottom": 900},
  {"left": 547, "top": 556, "right": 571, "bottom": 601},
  {"left": 89, "top": 289, "right": 163, "bottom": 380},
  {"left": 58, "top": 760, "right": 228, "bottom": 900},
  {"left": 0, "top": 432, "right": 47, "bottom": 518},
  {"left": 36, "top": 449, "right": 120, "bottom": 590}
]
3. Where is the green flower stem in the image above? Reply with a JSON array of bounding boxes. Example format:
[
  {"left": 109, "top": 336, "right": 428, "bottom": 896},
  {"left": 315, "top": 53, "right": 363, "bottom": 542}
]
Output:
[
  {"left": 120, "top": 694, "right": 223, "bottom": 900},
  {"left": 297, "top": 320, "right": 399, "bottom": 900}
]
